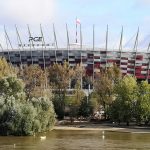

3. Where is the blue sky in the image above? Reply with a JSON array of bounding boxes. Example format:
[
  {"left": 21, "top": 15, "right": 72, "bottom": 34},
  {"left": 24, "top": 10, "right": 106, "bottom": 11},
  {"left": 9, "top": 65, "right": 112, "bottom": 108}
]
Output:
[{"left": 0, "top": 0, "right": 150, "bottom": 50}]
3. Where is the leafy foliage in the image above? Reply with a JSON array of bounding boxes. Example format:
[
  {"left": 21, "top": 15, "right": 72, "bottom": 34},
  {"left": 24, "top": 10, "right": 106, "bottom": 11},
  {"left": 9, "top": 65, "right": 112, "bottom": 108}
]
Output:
[
  {"left": 109, "top": 75, "right": 138, "bottom": 125},
  {"left": 78, "top": 96, "right": 95, "bottom": 118},
  {"left": 0, "top": 76, "right": 55, "bottom": 136},
  {"left": 48, "top": 62, "right": 74, "bottom": 119},
  {"left": 20, "top": 65, "right": 47, "bottom": 98},
  {"left": 0, "top": 57, "right": 17, "bottom": 78},
  {"left": 94, "top": 65, "right": 121, "bottom": 119}
]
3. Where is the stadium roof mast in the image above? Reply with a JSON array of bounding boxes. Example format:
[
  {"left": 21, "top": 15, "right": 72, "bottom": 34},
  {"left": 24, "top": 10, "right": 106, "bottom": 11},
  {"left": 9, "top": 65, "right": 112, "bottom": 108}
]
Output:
[
  {"left": 66, "top": 23, "right": 69, "bottom": 63},
  {"left": 0, "top": 35, "right": 4, "bottom": 52},
  {"left": 27, "top": 24, "right": 34, "bottom": 65},
  {"left": 40, "top": 24, "right": 46, "bottom": 69},
  {"left": 133, "top": 27, "right": 139, "bottom": 77},
  {"left": 4, "top": 26, "right": 13, "bottom": 50},
  {"left": 66, "top": 23, "right": 71, "bottom": 89},
  {"left": 4, "top": 25, "right": 12, "bottom": 63},
  {"left": 106, "top": 24, "right": 108, "bottom": 52},
  {"left": 146, "top": 42, "right": 150, "bottom": 80},
  {"left": 40, "top": 24, "right": 47, "bottom": 88},
  {"left": 80, "top": 23, "right": 82, "bottom": 51},
  {"left": 53, "top": 23, "right": 58, "bottom": 63},
  {"left": 80, "top": 23, "right": 83, "bottom": 89},
  {"left": 105, "top": 24, "right": 108, "bottom": 68},
  {"left": 15, "top": 25, "right": 23, "bottom": 68},
  {"left": 147, "top": 43, "right": 150, "bottom": 52},
  {"left": 66, "top": 23, "right": 70, "bottom": 52},
  {"left": 92, "top": 24, "right": 95, "bottom": 82},
  {"left": 15, "top": 25, "right": 24, "bottom": 51},
  {"left": 119, "top": 26, "right": 123, "bottom": 68},
  {"left": 75, "top": 17, "right": 78, "bottom": 43},
  {"left": 119, "top": 26, "right": 123, "bottom": 51},
  {"left": 0, "top": 43, "right": 3, "bottom": 52},
  {"left": 133, "top": 27, "right": 139, "bottom": 51}
]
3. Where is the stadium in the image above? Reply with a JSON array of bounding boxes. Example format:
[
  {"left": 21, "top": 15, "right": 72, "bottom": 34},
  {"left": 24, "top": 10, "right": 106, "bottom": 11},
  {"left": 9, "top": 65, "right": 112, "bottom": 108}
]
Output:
[{"left": 0, "top": 25, "right": 150, "bottom": 81}]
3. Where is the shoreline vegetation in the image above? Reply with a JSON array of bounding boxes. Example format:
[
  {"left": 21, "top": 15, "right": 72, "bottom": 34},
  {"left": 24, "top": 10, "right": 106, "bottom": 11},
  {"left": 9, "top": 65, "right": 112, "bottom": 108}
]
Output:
[
  {"left": 1, "top": 57, "right": 150, "bottom": 136},
  {"left": 54, "top": 121, "right": 150, "bottom": 133}
]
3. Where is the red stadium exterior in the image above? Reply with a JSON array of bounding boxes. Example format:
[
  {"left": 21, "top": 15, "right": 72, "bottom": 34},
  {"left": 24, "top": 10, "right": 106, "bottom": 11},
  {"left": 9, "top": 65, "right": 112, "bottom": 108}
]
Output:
[{"left": 0, "top": 48, "right": 150, "bottom": 80}]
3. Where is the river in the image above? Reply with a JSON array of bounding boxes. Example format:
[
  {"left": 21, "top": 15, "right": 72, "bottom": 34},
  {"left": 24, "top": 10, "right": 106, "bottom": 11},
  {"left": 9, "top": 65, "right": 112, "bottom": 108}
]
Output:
[{"left": 0, "top": 130, "right": 150, "bottom": 150}]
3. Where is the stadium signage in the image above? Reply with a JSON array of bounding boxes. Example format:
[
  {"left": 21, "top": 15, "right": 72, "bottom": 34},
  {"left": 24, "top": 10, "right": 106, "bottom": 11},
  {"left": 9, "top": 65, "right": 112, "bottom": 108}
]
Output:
[
  {"left": 29, "top": 36, "right": 42, "bottom": 42},
  {"left": 18, "top": 36, "right": 55, "bottom": 47},
  {"left": 18, "top": 43, "right": 54, "bottom": 47}
]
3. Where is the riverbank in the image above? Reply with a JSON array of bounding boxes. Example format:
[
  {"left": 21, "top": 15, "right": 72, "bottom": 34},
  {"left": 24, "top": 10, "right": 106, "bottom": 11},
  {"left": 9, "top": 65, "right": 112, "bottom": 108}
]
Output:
[{"left": 54, "top": 122, "right": 150, "bottom": 133}]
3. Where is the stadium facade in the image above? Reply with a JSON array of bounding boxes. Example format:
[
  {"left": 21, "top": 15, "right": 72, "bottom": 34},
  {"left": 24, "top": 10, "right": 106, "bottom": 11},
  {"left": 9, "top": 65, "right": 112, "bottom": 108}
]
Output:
[
  {"left": 0, "top": 48, "right": 150, "bottom": 80},
  {"left": 0, "top": 25, "right": 150, "bottom": 80}
]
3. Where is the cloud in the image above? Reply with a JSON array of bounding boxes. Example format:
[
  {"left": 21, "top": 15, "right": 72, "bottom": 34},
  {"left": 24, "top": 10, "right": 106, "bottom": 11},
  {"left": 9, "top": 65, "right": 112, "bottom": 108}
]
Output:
[{"left": 0, "top": 0, "right": 56, "bottom": 24}]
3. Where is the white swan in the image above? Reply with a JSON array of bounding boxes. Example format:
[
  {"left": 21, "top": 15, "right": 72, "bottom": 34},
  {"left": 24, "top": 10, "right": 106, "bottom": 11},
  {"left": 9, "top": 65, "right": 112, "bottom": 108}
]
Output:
[{"left": 40, "top": 136, "right": 46, "bottom": 140}]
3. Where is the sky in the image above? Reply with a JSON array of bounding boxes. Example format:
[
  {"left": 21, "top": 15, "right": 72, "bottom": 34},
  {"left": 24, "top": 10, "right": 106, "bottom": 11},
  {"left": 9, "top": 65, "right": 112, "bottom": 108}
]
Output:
[{"left": 0, "top": 0, "right": 150, "bottom": 50}]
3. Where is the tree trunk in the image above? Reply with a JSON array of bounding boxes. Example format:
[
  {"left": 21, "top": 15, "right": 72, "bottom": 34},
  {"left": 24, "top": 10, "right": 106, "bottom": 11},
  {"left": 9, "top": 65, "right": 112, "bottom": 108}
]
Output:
[{"left": 126, "top": 121, "right": 129, "bottom": 126}]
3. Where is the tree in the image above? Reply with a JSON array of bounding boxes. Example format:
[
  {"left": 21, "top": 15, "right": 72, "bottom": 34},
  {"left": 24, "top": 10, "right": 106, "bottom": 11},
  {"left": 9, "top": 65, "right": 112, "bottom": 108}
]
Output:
[
  {"left": 20, "top": 65, "right": 46, "bottom": 98},
  {"left": 0, "top": 76, "right": 55, "bottom": 136},
  {"left": 71, "top": 63, "right": 85, "bottom": 88},
  {"left": 94, "top": 65, "right": 121, "bottom": 119},
  {"left": 0, "top": 57, "right": 17, "bottom": 78},
  {"left": 110, "top": 75, "right": 138, "bottom": 125},
  {"left": 66, "top": 80, "right": 85, "bottom": 122},
  {"left": 135, "top": 81, "right": 150, "bottom": 125},
  {"left": 0, "top": 76, "right": 24, "bottom": 98},
  {"left": 78, "top": 94, "right": 96, "bottom": 118},
  {"left": 48, "top": 62, "right": 74, "bottom": 119}
]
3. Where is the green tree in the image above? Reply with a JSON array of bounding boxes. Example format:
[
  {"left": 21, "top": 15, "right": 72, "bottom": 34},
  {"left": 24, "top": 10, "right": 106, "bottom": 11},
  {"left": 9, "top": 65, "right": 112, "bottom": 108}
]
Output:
[
  {"left": 78, "top": 95, "right": 96, "bottom": 118},
  {"left": 0, "top": 76, "right": 55, "bottom": 136},
  {"left": 110, "top": 75, "right": 138, "bottom": 125},
  {"left": 135, "top": 81, "right": 150, "bottom": 125},
  {"left": 0, "top": 76, "right": 24, "bottom": 98},
  {"left": 94, "top": 65, "right": 121, "bottom": 119}
]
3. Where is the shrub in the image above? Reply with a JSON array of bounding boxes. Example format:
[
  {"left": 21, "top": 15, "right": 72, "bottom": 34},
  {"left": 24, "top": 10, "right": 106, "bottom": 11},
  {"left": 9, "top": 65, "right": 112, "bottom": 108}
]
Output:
[{"left": 0, "top": 76, "right": 55, "bottom": 136}]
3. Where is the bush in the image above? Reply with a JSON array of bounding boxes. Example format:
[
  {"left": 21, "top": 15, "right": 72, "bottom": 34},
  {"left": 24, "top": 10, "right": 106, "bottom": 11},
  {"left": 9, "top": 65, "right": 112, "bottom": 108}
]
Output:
[
  {"left": 0, "top": 76, "right": 55, "bottom": 136},
  {"left": 78, "top": 96, "right": 95, "bottom": 118}
]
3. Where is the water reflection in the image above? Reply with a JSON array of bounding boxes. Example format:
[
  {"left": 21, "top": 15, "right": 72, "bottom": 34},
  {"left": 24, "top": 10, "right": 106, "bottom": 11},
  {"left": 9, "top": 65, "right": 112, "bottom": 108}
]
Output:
[{"left": 0, "top": 130, "right": 150, "bottom": 150}]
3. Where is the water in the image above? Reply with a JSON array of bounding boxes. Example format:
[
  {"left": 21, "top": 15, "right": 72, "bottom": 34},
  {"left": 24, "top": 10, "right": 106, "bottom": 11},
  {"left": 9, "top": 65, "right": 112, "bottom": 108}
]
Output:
[{"left": 0, "top": 130, "right": 150, "bottom": 150}]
